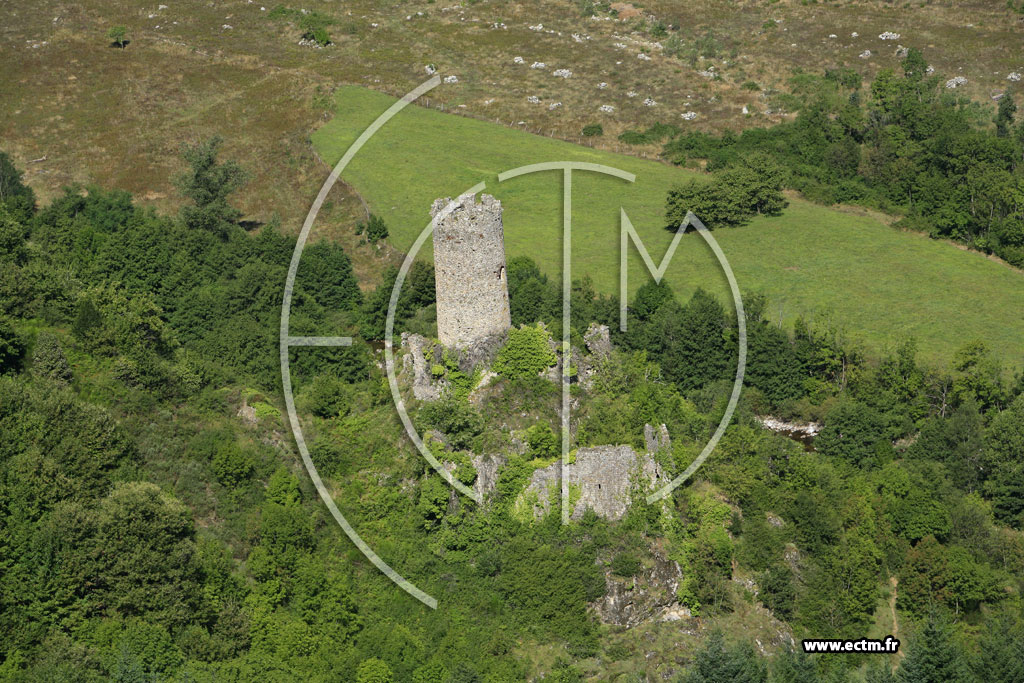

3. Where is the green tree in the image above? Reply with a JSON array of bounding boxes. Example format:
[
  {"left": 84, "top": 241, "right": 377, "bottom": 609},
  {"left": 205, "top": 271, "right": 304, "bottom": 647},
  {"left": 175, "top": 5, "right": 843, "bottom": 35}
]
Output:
[
  {"left": 984, "top": 395, "right": 1024, "bottom": 526},
  {"left": 525, "top": 422, "right": 559, "bottom": 460},
  {"left": 31, "top": 332, "right": 72, "bottom": 384},
  {"left": 358, "top": 214, "right": 389, "bottom": 243},
  {"left": 686, "top": 630, "right": 766, "bottom": 683},
  {"left": 0, "top": 315, "right": 25, "bottom": 373},
  {"left": 972, "top": 608, "right": 1024, "bottom": 682},
  {"left": 0, "top": 152, "right": 36, "bottom": 222},
  {"left": 644, "top": 289, "right": 729, "bottom": 391},
  {"left": 210, "top": 440, "right": 253, "bottom": 488},
  {"left": 816, "top": 400, "right": 886, "bottom": 467},
  {"left": 769, "top": 645, "right": 817, "bottom": 683},
  {"left": 995, "top": 96, "right": 1017, "bottom": 138},
  {"left": 412, "top": 661, "right": 448, "bottom": 683},
  {"left": 174, "top": 136, "right": 250, "bottom": 237},
  {"left": 356, "top": 657, "right": 393, "bottom": 683},
  {"left": 950, "top": 341, "right": 1004, "bottom": 412},
  {"left": 896, "top": 612, "right": 972, "bottom": 683},
  {"left": 107, "top": 25, "right": 128, "bottom": 48},
  {"left": 297, "top": 240, "right": 362, "bottom": 310},
  {"left": 266, "top": 467, "right": 301, "bottom": 507}
]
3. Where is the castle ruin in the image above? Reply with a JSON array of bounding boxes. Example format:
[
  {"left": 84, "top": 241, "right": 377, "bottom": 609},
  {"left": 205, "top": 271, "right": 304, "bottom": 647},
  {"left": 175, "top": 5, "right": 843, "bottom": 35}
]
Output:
[{"left": 431, "top": 193, "right": 511, "bottom": 348}]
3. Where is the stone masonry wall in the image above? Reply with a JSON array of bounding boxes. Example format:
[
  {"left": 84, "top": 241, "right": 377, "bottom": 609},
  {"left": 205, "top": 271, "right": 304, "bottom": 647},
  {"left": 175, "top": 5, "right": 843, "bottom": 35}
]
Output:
[
  {"left": 432, "top": 193, "right": 511, "bottom": 348},
  {"left": 519, "top": 444, "right": 666, "bottom": 521}
]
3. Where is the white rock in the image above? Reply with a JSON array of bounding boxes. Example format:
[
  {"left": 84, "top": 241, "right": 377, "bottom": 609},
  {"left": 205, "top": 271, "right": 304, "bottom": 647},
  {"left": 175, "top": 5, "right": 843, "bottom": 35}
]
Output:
[
  {"left": 851, "top": 31, "right": 858, "bottom": 37},
  {"left": 529, "top": 23, "right": 543, "bottom": 31},
  {"left": 527, "top": 95, "right": 540, "bottom": 103},
  {"left": 443, "top": 74, "right": 459, "bottom": 84},
  {"left": 626, "top": 90, "right": 638, "bottom": 98},
  {"left": 1008, "top": 72, "right": 1022, "bottom": 82},
  {"left": 553, "top": 68, "right": 573, "bottom": 78},
  {"left": 859, "top": 50, "right": 872, "bottom": 58},
  {"left": 599, "top": 104, "right": 615, "bottom": 113},
  {"left": 945, "top": 76, "right": 967, "bottom": 88},
  {"left": 530, "top": 61, "right": 546, "bottom": 69},
  {"left": 742, "top": 105, "right": 749, "bottom": 114},
  {"left": 681, "top": 111, "right": 697, "bottom": 120},
  {"left": 425, "top": 64, "right": 437, "bottom": 75},
  {"left": 513, "top": 56, "right": 524, "bottom": 64},
  {"left": 637, "top": 53, "right": 651, "bottom": 61},
  {"left": 643, "top": 97, "right": 657, "bottom": 106},
  {"left": 548, "top": 101, "right": 562, "bottom": 110},
  {"left": 879, "top": 31, "right": 900, "bottom": 40},
  {"left": 597, "top": 82, "right": 608, "bottom": 89}
]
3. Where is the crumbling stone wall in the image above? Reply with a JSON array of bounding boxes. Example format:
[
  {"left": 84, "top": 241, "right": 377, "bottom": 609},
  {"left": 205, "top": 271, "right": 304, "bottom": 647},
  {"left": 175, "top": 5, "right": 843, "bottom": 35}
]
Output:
[
  {"left": 432, "top": 193, "right": 511, "bottom": 348},
  {"left": 519, "top": 444, "right": 666, "bottom": 521}
]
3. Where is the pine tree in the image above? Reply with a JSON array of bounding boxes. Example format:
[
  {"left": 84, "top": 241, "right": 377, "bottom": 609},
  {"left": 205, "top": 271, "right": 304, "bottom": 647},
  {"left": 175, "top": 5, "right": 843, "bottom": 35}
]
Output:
[
  {"left": 896, "top": 612, "right": 972, "bottom": 683},
  {"left": 687, "top": 630, "right": 767, "bottom": 683},
  {"left": 769, "top": 645, "right": 817, "bottom": 683},
  {"left": 31, "top": 332, "right": 72, "bottom": 384}
]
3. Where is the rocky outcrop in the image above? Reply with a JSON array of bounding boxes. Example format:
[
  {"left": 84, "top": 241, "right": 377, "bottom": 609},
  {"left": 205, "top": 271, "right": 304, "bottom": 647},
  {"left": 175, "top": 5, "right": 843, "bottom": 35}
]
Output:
[
  {"left": 592, "top": 550, "right": 691, "bottom": 628},
  {"left": 471, "top": 452, "right": 507, "bottom": 501},
  {"left": 579, "top": 322, "right": 612, "bottom": 389},
  {"left": 518, "top": 445, "right": 665, "bottom": 521},
  {"left": 401, "top": 332, "right": 445, "bottom": 401},
  {"left": 584, "top": 322, "right": 612, "bottom": 358},
  {"left": 446, "top": 332, "right": 506, "bottom": 375}
]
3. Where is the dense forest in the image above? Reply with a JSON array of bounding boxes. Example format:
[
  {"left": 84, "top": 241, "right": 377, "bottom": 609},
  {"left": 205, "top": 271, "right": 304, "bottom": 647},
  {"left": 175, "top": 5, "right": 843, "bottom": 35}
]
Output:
[
  {"left": 620, "top": 49, "right": 1024, "bottom": 271},
  {"left": 1, "top": 113, "right": 1024, "bottom": 681}
]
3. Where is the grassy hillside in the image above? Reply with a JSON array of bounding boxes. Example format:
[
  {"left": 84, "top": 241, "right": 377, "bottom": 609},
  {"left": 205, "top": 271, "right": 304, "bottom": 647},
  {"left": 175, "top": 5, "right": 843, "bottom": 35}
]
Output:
[{"left": 312, "top": 86, "right": 1024, "bottom": 369}]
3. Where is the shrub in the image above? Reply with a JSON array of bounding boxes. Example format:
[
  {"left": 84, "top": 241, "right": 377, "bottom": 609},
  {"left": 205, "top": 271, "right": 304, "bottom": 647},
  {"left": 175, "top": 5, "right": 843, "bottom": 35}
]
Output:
[
  {"left": 0, "top": 316, "right": 26, "bottom": 374},
  {"left": 0, "top": 152, "right": 37, "bottom": 222},
  {"left": 306, "top": 375, "right": 351, "bottom": 418},
  {"left": 582, "top": 124, "right": 603, "bottom": 137},
  {"left": 32, "top": 332, "right": 72, "bottom": 384},
  {"left": 618, "top": 130, "right": 650, "bottom": 145},
  {"left": 665, "top": 153, "right": 787, "bottom": 229},
  {"left": 307, "top": 26, "right": 330, "bottom": 46},
  {"left": 357, "top": 213, "right": 389, "bottom": 243},
  {"left": 210, "top": 441, "right": 254, "bottom": 487},
  {"left": 525, "top": 423, "right": 558, "bottom": 460},
  {"left": 610, "top": 552, "right": 642, "bottom": 577},
  {"left": 492, "top": 325, "right": 556, "bottom": 380},
  {"left": 418, "top": 397, "right": 483, "bottom": 451},
  {"left": 107, "top": 25, "right": 128, "bottom": 48}
]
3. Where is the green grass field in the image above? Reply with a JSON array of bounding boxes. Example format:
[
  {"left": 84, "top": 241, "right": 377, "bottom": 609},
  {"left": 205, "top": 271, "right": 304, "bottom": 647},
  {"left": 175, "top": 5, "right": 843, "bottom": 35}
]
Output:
[{"left": 312, "top": 86, "right": 1024, "bottom": 369}]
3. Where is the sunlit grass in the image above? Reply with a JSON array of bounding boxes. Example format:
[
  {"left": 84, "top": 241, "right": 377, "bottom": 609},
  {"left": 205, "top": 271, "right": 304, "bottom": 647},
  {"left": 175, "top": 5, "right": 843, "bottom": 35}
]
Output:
[{"left": 313, "top": 86, "right": 1024, "bottom": 369}]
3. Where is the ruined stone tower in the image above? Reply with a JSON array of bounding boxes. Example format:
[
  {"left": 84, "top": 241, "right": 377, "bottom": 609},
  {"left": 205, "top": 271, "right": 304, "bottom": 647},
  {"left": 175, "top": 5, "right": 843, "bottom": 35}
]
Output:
[{"left": 431, "top": 193, "right": 511, "bottom": 348}]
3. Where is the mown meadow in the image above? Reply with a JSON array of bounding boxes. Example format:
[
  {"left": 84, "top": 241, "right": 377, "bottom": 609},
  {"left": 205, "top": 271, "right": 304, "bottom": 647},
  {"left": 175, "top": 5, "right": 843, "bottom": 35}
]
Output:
[{"left": 312, "top": 86, "right": 1024, "bottom": 369}]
